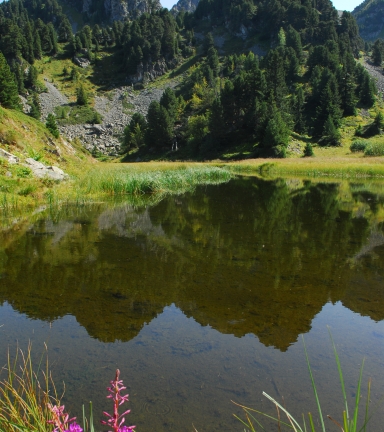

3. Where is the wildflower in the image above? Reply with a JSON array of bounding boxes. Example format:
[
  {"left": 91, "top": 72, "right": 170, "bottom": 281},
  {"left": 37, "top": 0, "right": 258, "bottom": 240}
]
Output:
[
  {"left": 47, "top": 404, "right": 80, "bottom": 432},
  {"left": 101, "top": 369, "right": 135, "bottom": 432}
]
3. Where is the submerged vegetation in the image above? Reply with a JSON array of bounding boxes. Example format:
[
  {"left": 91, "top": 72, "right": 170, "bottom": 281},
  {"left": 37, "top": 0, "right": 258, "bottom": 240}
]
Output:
[{"left": 235, "top": 332, "right": 375, "bottom": 432}]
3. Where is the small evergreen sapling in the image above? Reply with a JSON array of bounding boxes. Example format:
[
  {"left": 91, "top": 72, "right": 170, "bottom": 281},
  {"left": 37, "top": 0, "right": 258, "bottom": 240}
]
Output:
[{"left": 46, "top": 113, "right": 60, "bottom": 138}]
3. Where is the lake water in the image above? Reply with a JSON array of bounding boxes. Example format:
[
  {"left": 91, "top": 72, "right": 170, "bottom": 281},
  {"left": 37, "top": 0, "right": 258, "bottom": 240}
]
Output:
[{"left": 0, "top": 176, "right": 383, "bottom": 431}]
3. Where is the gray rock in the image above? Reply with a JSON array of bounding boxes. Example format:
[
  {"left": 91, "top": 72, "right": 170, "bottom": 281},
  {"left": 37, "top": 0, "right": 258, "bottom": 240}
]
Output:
[
  {"left": 0, "top": 148, "right": 19, "bottom": 164},
  {"left": 25, "top": 158, "right": 46, "bottom": 169},
  {"left": 73, "top": 57, "right": 91, "bottom": 68}
]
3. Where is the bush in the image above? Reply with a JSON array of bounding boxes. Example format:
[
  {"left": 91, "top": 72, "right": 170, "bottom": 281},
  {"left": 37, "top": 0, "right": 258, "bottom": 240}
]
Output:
[
  {"left": 350, "top": 139, "right": 368, "bottom": 153},
  {"left": 303, "top": 142, "right": 314, "bottom": 157},
  {"left": 364, "top": 141, "right": 384, "bottom": 156}
]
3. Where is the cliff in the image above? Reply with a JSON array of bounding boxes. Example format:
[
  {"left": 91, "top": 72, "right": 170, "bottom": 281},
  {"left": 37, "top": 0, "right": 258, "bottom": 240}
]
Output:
[
  {"left": 352, "top": 0, "right": 384, "bottom": 41},
  {"left": 61, "top": 0, "right": 162, "bottom": 22},
  {"left": 172, "top": 0, "right": 200, "bottom": 13}
]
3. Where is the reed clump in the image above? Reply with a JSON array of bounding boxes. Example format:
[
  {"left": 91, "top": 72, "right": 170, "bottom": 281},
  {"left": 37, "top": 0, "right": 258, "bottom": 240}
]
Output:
[{"left": 79, "top": 165, "right": 232, "bottom": 196}]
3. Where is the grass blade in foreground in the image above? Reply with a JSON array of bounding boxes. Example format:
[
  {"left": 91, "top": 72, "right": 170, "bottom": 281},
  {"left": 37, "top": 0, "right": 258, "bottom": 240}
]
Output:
[{"left": 234, "top": 332, "right": 377, "bottom": 432}]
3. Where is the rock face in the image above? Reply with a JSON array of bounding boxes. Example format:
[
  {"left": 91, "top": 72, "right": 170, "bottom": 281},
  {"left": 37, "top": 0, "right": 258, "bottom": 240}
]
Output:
[
  {"left": 352, "top": 0, "right": 384, "bottom": 41},
  {"left": 172, "top": 0, "right": 199, "bottom": 13},
  {"left": 24, "top": 158, "right": 69, "bottom": 181},
  {"left": 80, "top": 0, "right": 161, "bottom": 21}
]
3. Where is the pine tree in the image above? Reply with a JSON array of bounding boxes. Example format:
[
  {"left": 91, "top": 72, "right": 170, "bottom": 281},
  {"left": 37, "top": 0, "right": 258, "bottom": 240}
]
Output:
[
  {"left": 203, "top": 32, "right": 214, "bottom": 55},
  {"left": 160, "top": 88, "right": 178, "bottom": 122},
  {"left": 145, "top": 101, "right": 173, "bottom": 148},
  {"left": 359, "top": 73, "right": 376, "bottom": 107},
  {"left": 372, "top": 39, "right": 384, "bottom": 66},
  {"left": 207, "top": 47, "right": 219, "bottom": 77},
  {"left": 76, "top": 84, "right": 88, "bottom": 106},
  {"left": 278, "top": 27, "right": 286, "bottom": 47},
  {"left": 123, "top": 113, "right": 147, "bottom": 152},
  {"left": 320, "top": 115, "right": 341, "bottom": 146},
  {"left": 46, "top": 113, "right": 59, "bottom": 138},
  {"left": 286, "top": 25, "right": 302, "bottom": 60},
  {"left": 303, "top": 142, "right": 314, "bottom": 157},
  {"left": 29, "top": 93, "right": 41, "bottom": 119},
  {"left": 0, "top": 52, "right": 21, "bottom": 110},
  {"left": 33, "top": 32, "right": 43, "bottom": 59},
  {"left": 209, "top": 97, "right": 224, "bottom": 144},
  {"left": 263, "top": 104, "right": 290, "bottom": 155}
]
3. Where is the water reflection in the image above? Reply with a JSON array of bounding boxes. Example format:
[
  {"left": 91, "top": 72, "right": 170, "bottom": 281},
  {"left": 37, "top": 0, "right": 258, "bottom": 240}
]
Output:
[{"left": 1, "top": 177, "right": 383, "bottom": 350}]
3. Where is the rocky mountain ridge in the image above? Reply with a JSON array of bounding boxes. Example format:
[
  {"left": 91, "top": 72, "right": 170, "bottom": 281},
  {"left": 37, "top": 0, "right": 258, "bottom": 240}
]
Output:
[
  {"left": 61, "top": 0, "right": 161, "bottom": 22},
  {"left": 352, "top": 0, "right": 384, "bottom": 41},
  {"left": 172, "top": 0, "right": 200, "bottom": 13}
]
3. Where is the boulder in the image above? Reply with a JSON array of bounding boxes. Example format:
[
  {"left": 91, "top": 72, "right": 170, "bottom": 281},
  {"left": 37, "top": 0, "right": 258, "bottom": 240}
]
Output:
[{"left": 0, "top": 149, "right": 19, "bottom": 164}]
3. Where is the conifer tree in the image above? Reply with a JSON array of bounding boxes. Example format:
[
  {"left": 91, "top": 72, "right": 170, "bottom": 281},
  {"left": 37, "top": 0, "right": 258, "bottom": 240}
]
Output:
[
  {"left": 29, "top": 93, "right": 41, "bottom": 119},
  {"left": 203, "top": 32, "right": 214, "bottom": 55},
  {"left": 76, "top": 84, "right": 88, "bottom": 106},
  {"left": 321, "top": 115, "right": 341, "bottom": 146},
  {"left": 263, "top": 104, "right": 289, "bottom": 155},
  {"left": 46, "top": 113, "right": 59, "bottom": 138},
  {"left": 145, "top": 101, "right": 173, "bottom": 148},
  {"left": 160, "top": 88, "right": 178, "bottom": 123},
  {"left": 359, "top": 73, "right": 376, "bottom": 107},
  {"left": 123, "top": 113, "right": 147, "bottom": 152},
  {"left": 0, "top": 52, "right": 21, "bottom": 110},
  {"left": 209, "top": 97, "right": 224, "bottom": 144},
  {"left": 207, "top": 47, "right": 219, "bottom": 77}
]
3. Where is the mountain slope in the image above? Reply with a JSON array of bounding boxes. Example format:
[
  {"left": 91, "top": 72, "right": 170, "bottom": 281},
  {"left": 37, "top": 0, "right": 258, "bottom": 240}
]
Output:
[
  {"left": 352, "top": 0, "right": 384, "bottom": 40},
  {"left": 58, "top": 0, "right": 161, "bottom": 22}
]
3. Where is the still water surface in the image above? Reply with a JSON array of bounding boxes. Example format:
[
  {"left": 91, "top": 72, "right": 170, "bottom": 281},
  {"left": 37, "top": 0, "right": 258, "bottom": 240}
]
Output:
[{"left": 0, "top": 176, "right": 384, "bottom": 431}]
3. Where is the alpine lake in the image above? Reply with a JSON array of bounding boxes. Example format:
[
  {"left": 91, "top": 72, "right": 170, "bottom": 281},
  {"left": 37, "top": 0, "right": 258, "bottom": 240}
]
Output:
[{"left": 0, "top": 174, "right": 384, "bottom": 431}]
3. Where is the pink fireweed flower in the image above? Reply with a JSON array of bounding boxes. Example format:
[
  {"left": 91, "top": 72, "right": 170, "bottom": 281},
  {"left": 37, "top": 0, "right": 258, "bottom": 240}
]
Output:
[
  {"left": 47, "top": 404, "right": 78, "bottom": 432},
  {"left": 101, "top": 369, "right": 135, "bottom": 432}
]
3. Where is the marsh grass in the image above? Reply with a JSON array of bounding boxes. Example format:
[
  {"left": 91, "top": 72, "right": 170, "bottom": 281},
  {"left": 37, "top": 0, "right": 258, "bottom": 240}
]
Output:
[
  {"left": 79, "top": 165, "right": 232, "bottom": 196},
  {"left": 225, "top": 157, "right": 384, "bottom": 178},
  {"left": 234, "top": 330, "right": 378, "bottom": 432},
  {"left": 0, "top": 344, "right": 60, "bottom": 432}
]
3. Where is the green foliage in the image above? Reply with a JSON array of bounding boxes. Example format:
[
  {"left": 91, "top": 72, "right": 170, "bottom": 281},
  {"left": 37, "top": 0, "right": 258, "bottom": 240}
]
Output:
[
  {"left": 122, "top": 113, "right": 147, "bottom": 152},
  {"left": 371, "top": 39, "right": 384, "bottom": 65},
  {"left": 0, "top": 52, "right": 21, "bottom": 110},
  {"left": 57, "top": 106, "right": 101, "bottom": 125},
  {"left": 350, "top": 139, "right": 368, "bottom": 152},
  {"left": 187, "top": 113, "right": 209, "bottom": 149},
  {"left": 145, "top": 101, "right": 173, "bottom": 148},
  {"left": 14, "top": 166, "right": 32, "bottom": 178},
  {"left": 303, "top": 142, "right": 314, "bottom": 157},
  {"left": 46, "top": 113, "right": 60, "bottom": 138},
  {"left": 364, "top": 141, "right": 384, "bottom": 156},
  {"left": 29, "top": 93, "right": 41, "bottom": 120},
  {"left": 77, "top": 84, "right": 88, "bottom": 106},
  {"left": 160, "top": 88, "right": 179, "bottom": 122},
  {"left": 262, "top": 105, "right": 290, "bottom": 155},
  {"left": 320, "top": 115, "right": 341, "bottom": 146}
]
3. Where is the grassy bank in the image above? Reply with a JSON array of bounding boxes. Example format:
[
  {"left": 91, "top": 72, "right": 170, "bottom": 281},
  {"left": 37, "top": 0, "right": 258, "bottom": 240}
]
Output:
[{"left": 223, "top": 156, "right": 384, "bottom": 178}]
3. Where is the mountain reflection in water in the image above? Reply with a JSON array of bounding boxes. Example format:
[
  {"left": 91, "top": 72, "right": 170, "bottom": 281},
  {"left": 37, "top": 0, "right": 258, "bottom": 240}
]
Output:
[{"left": 0, "top": 176, "right": 383, "bottom": 431}]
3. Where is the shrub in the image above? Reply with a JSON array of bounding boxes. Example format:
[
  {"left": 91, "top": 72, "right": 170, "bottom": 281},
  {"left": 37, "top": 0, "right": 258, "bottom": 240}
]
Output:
[
  {"left": 364, "top": 141, "right": 384, "bottom": 156},
  {"left": 350, "top": 139, "right": 368, "bottom": 153},
  {"left": 303, "top": 142, "right": 314, "bottom": 157}
]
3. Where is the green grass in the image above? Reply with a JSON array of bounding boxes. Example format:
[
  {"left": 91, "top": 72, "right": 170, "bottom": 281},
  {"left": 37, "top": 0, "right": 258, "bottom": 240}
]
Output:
[
  {"left": 0, "top": 344, "right": 60, "bottom": 432},
  {"left": 364, "top": 141, "right": 384, "bottom": 156},
  {"left": 79, "top": 164, "right": 232, "bottom": 196},
  {"left": 223, "top": 156, "right": 384, "bottom": 178}
]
